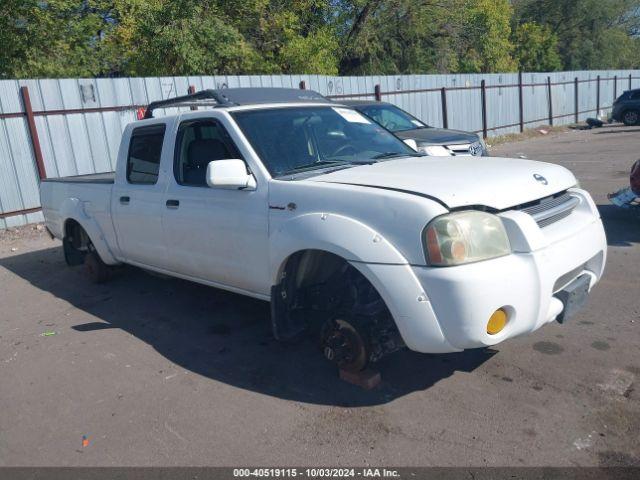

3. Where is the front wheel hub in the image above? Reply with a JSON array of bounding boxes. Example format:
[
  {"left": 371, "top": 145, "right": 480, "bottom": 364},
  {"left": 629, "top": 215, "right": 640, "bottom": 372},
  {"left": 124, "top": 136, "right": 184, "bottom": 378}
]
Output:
[{"left": 320, "top": 318, "right": 368, "bottom": 372}]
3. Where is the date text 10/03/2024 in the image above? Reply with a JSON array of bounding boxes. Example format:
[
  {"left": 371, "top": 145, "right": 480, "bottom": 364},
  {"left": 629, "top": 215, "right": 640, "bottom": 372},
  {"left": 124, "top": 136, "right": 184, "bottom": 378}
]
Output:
[{"left": 233, "top": 468, "right": 400, "bottom": 478}]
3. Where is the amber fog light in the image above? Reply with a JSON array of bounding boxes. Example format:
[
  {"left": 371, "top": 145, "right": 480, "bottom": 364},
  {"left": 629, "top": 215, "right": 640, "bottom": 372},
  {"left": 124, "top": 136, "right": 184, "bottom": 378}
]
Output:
[{"left": 487, "top": 308, "right": 508, "bottom": 335}]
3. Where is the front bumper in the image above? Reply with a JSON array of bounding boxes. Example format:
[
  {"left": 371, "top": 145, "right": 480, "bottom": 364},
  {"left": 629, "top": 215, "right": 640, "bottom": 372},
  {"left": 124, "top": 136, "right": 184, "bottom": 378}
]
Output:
[{"left": 352, "top": 190, "right": 607, "bottom": 353}]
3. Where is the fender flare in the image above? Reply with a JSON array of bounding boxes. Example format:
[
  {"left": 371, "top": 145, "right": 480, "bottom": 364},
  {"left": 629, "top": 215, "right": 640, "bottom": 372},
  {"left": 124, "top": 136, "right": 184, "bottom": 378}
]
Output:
[
  {"left": 60, "top": 198, "right": 119, "bottom": 265},
  {"left": 270, "top": 212, "right": 409, "bottom": 285}
]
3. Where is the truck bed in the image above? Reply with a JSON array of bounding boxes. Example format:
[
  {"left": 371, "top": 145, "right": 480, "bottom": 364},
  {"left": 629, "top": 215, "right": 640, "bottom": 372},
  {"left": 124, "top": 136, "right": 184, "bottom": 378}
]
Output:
[
  {"left": 40, "top": 172, "right": 115, "bottom": 241},
  {"left": 42, "top": 172, "right": 115, "bottom": 184}
]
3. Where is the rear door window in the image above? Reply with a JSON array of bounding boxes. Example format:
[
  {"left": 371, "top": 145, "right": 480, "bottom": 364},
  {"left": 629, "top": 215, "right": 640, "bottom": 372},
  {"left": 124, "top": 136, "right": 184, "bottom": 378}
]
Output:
[{"left": 126, "top": 124, "right": 166, "bottom": 185}]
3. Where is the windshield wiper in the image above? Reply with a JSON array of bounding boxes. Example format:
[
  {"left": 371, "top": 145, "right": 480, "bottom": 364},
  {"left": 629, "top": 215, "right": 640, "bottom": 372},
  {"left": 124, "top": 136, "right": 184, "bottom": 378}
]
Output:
[
  {"left": 279, "top": 160, "right": 351, "bottom": 175},
  {"left": 372, "top": 152, "right": 412, "bottom": 159}
]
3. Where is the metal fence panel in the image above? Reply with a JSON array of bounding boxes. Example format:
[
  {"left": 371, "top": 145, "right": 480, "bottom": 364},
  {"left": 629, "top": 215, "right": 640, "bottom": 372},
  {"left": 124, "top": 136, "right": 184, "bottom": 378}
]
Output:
[{"left": 0, "top": 79, "right": 43, "bottom": 229}]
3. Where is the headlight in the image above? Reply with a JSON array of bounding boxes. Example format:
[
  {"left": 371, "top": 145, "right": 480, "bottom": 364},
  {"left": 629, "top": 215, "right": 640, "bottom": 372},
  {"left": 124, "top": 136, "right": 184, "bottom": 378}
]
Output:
[
  {"left": 424, "top": 211, "right": 511, "bottom": 266},
  {"left": 417, "top": 145, "right": 451, "bottom": 156}
]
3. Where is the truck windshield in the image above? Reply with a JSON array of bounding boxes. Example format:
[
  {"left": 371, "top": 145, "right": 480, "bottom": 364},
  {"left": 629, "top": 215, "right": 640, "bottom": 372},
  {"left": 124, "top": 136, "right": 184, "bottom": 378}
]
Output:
[{"left": 232, "top": 106, "right": 416, "bottom": 177}]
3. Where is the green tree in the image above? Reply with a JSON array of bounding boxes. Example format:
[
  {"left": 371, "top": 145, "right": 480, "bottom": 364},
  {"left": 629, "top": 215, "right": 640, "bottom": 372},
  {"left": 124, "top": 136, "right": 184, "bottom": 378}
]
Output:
[
  {"left": 235, "top": 0, "right": 340, "bottom": 74},
  {"left": 278, "top": 26, "right": 340, "bottom": 74},
  {"left": 2, "top": 0, "right": 639, "bottom": 79},
  {"left": 513, "top": 22, "right": 562, "bottom": 71},
  {"left": 103, "top": 0, "right": 260, "bottom": 76},
  {"left": 513, "top": 0, "right": 640, "bottom": 70},
  {"left": 103, "top": 0, "right": 339, "bottom": 75},
  {"left": 334, "top": 0, "right": 517, "bottom": 75},
  {"left": 455, "top": 0, "right": 517, "bottom": 73},
  {"left": 0, "top": 0, "right": 112, "bottom": 78}
]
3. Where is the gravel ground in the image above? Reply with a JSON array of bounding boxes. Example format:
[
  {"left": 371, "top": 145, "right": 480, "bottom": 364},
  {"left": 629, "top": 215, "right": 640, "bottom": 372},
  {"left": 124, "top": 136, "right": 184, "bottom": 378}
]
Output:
[{"left": 0, "top": 124, "right": 639, "bottom": 467}]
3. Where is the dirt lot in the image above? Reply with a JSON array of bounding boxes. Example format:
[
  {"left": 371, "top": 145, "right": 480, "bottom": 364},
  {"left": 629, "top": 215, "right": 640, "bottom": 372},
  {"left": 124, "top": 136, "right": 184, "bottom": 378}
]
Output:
[{"left": 1, "top": 125, "right": 639, "bottom": 467}]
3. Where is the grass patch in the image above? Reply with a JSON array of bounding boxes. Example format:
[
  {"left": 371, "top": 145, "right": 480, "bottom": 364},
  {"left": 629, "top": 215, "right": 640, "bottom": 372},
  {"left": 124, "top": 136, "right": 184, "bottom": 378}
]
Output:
[{"left": 486, "top": 124, "right": 573, "bottom": 147}]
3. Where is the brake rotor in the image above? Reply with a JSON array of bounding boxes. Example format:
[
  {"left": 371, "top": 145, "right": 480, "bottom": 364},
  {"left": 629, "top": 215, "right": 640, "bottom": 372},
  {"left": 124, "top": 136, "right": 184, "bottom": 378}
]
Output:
[{"left": 320, "top": 318, "right": 368, "bottom": 372}]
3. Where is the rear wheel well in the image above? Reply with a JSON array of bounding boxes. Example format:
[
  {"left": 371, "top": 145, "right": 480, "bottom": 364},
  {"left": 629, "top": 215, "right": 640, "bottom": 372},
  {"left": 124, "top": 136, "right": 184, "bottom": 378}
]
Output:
[
  {"left": 271, "top": 250, "right": 404, "bottom": 366},
  {"left": 63, "top": 219, "right": 92, "bottom": 266},
  {"left": 63, "top": 219, "right": 112, "bottom": 283}
]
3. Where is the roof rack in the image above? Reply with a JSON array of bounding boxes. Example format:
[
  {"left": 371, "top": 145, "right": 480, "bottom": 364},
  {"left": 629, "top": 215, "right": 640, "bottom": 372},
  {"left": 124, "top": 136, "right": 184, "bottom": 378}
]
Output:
[
  {"left": 143, "top": 87, "right": 330, "bottom": 118},
  {"left": 143, "top": 89, "right": 232, "bottom": 119},
  {"left": 219, "top": 88, "right": 329, "bottom": 105}
]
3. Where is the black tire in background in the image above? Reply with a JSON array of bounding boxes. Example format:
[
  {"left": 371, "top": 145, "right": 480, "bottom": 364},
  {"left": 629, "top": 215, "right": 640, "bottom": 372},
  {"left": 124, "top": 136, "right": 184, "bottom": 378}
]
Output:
[{"left": 622, "top": 109, "right": 640, "bottom": 126}]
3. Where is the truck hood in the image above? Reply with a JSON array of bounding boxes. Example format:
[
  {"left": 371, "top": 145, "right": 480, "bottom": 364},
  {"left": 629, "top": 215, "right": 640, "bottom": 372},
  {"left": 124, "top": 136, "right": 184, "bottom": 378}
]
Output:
[
  {"left": 308, "top": 156, "right": 577, "bottom": 210},
  {"left": 394, "top": 127, "right": 479, "bottom": 145}
]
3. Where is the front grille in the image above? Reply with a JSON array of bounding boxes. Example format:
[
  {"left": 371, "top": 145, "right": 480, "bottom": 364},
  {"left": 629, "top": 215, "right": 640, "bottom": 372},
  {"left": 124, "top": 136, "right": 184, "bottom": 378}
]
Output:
[{"left": 516, "top": 191, "right": 580, "bottom": 228}]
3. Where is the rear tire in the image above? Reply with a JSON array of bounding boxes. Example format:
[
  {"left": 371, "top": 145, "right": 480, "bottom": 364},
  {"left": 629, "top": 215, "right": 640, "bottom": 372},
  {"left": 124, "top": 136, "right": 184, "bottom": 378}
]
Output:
[
  {"left": 622, "top": 109, "right": 639, "bottom": 126},
  {"left": 84, "top": 251, "right": 110, "bottom": 284}
]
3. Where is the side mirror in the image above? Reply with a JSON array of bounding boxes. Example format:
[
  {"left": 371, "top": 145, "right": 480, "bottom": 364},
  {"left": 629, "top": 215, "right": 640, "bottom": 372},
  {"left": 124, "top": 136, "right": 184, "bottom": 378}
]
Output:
[{"left": 206, "top": 159, "right": 256, "bottom": 190}]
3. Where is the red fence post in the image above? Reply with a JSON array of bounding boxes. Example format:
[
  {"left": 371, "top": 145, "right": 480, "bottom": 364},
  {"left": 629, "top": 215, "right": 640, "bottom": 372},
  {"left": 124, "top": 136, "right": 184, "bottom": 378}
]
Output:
[
  {"left": 596, "top": 75, "right": 600, "bottom": 117},
  {"left": 547, "top": 76, "right": 553, "bottom": 126},
  {"left": 299, "top": 81, "right": 306, "bottom": 90},
  {"left": 574, "top": 77, "right": 579, "bottom": 123},
  {"left": 374, "top": 84, "right": 382, "bottom": 101},
  {"left": 19, "top": 86, "right": 47, "bottom": 180},
  {"left": 188, "top": 85, "right": 197, "bottom": 110},
  {"left": 518, "top": 71, "right": 524, "bottom": 132},
  {"left": 440, "top": 87, "right": 448, "bottom": 129},
  {"left": 480, "top": 80, "right": 488, "bottom": 139}
]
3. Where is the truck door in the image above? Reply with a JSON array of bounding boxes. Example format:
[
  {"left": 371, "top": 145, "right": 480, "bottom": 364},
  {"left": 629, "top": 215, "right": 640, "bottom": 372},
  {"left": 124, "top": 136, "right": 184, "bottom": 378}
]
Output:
[
  {"left": 112, "top": 123, "right": 169, "bottom": 268},
  {"left": 161, "top": 116, "right": 269, "bottom": 295}
]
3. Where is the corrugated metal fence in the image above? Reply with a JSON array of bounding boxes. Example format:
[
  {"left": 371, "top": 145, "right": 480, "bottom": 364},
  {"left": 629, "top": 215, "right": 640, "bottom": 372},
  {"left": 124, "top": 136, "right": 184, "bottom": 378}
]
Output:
[{"left": 1, "top": 70, "right": 639, "bottom": 229}]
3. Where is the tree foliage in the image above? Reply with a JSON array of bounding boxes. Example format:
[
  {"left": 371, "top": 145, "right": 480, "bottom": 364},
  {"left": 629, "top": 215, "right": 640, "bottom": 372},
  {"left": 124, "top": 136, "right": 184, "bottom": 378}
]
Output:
[
  {"left": 456, "top": 0, "right": 518, "bottom": 73},
  {"left": 1, "top": 0, "right": 639, "bottom": 78},
  {"left": 513, "top": 0, "right": 640, "bottom": 70},
  {"left": 513, "top": 22, "right": 562, "bottom": 72},
  {"left": 0, "top": 0, "right": 112, "bottom": 78}
]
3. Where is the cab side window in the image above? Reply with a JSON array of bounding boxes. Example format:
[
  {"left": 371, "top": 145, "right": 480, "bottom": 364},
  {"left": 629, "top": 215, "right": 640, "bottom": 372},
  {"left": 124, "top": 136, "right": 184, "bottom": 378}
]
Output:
[
  {"left": 174, "top": 119, "right": 240, "bottom": 186},
  {"left": 126, "top": 124, "right": 166, "bottom": 185}
]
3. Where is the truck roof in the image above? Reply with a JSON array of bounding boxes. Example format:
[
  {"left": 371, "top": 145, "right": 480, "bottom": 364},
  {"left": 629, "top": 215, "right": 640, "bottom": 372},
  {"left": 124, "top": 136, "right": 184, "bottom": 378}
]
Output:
[{"left": 144, "top": 88, "right": 332, "bottom": 118}]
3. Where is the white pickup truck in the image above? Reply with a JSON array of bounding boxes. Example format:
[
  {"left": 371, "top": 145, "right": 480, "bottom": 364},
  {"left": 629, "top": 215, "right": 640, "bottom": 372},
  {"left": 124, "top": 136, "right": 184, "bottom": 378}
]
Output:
[{"left": 41, "top": 88, "right": 607, "bottom": 372}]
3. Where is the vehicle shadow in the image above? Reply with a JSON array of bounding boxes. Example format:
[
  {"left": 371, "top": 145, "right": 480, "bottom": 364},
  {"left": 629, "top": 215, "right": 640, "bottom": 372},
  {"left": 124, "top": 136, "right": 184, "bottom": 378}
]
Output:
[
  {"left": 0, "top": 246, "right": 495, "bottom": 406},
  {"left": 598, "top": 204, "right": 640, "bottom": 247}
]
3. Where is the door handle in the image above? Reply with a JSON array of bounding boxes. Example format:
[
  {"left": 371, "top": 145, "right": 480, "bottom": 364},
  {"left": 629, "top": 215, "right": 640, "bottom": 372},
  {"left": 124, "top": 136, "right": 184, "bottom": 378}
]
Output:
[
  {"left": 166, "top": 199, "right": 180, "bottom": 209},
  {"left": 119, "top": 196, "right": 130, "bottom": 205}
]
